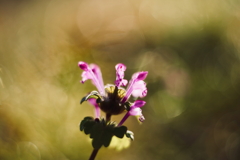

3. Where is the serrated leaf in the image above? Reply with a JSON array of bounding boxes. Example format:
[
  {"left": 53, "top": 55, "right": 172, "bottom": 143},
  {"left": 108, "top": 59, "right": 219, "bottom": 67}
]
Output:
[
  {"left": 84, "top": 116, "right": 95, "bottom": 121},
  {"left": 102, "top": 131, "right": 113, "bottom": 147},
  {"left": 90, "top": 123, "right": 102, "bottom": 139},
  {"left": 80, "top": 117, "right": 129, "bottom": 149},
  {"left": 91, "top": 123, "right": 105, "bottom": 149},
  {"left": 79, "top": 116, "right": 94, "bottom": 131},
  {"left": 92, "top": 137, "right": 103, "bottom": 149},
  {"left": 91, "top": 126, "right": 114, "bottom": 149},
  {"left": 83, "top": 121, "right": 96, "bottom": 134},
  {"left": 126, "top": 130, "right": 134, "bottom": 141},
  {"left": 80, "top": 91, "right": 101, "bottom": 104},
  {"left": 112, "top": 126, "right": 127, "bottom": 138}
]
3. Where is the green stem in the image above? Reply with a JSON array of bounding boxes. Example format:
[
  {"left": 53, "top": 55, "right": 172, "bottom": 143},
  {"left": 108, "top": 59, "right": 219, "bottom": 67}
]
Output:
[{"left": 89, "top": 148, "right": 99, "bottom": 160}]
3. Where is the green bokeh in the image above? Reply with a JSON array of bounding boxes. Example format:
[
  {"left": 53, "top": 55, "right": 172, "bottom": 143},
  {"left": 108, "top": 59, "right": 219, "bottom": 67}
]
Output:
[{"left": 1, "top": 0, "right": 240, "bottom": 160}]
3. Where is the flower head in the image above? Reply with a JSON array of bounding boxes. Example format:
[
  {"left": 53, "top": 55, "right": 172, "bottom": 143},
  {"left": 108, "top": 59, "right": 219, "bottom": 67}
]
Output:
[{"left": 79, "top": 61, "right": 148, "bottom": 124}]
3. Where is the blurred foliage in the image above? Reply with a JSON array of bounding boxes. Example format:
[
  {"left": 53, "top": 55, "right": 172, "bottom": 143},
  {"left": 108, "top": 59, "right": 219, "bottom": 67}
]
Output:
[{"left": 1, "top": 0, "right": 240, "bottom": 160}]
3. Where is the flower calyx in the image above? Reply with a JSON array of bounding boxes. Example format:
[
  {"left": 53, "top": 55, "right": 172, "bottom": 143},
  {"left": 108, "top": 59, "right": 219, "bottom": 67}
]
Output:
[{"left": 80, "top": 91, "right": 103, "bottom": 104}]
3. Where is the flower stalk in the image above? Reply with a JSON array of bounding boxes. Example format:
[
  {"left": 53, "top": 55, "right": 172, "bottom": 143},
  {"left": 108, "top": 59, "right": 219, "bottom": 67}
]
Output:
[{"left": 89, "top": 149, "right": 99, "bottom": 160}]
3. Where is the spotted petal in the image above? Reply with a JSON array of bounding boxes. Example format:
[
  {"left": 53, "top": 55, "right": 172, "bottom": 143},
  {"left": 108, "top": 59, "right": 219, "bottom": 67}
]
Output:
[
  {"left": 115, "top": 63, "right": 128, "bottom": 87},
  {"left": 128, "top": 100, "right": 146, "bottom": 116},
  {"left": 121, "top": 71, "right": 148, "bottom": 103},
  {"left": 129, "top": 108, "right": 145, "bottom": 123},
  {"left": 131, "top": 80, "right": 147, "bottom": 98}
]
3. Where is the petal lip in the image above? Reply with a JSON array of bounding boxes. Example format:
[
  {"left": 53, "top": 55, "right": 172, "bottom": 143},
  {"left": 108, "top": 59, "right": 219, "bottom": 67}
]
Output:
[
  {"left": 121, "top": 72, "right": 148, "bottom": 103},
  {"left": 132, "top": 100, "right": 146, "bottom": 108},
  {"left": 139, "top": 115, "right": 145, "bottom": 122},
  {"left": 78, "top": 61, "right": 89, "bottom": 71},
  {"left": 142, "top": 89, "right": 147, "bottom": 97},
  {"left": 134, "top": 71, "right": 148, "bottom": 80},
  {"left": 80, "top": 71, "right": 91, "bottom": 83},
  {"left": 78, "top": 61, "right": 105, "bottom": 95},
  {"left": 131, "top": 80, "right": 147, "bottom": 98},
  {"left": 129, "top": 107, "right": 142, "bottom": 116},
  {"left": 115, "top": 63, "right": 126, "bottom": 71}
]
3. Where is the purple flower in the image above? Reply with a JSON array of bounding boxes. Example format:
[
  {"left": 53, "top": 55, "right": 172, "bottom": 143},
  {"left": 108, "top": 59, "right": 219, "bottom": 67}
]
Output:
[
  {"left": 121, "top": 72, "right": 148, "bottom": 103},
  {"left": 78, "top": 61, "right": 148, "bottom": 123},
  {"left": 78, "top": 62, "right": 105, "bottom": 95},
  {"left": 118, "top": 100, "right": 146, "bottom": 126},
  {"left": 115, "top": 63, "right": 128, "bottom": 87}
]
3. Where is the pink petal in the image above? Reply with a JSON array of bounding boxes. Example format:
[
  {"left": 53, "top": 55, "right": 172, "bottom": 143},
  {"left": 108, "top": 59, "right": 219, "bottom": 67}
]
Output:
[
  {"left": 118, "top": 100, "right": 146, "bottom": 126},
  {"left": 90, "top": 64, "right": 104, "bottom": 91},
  {"left": 88, "top": 98, "right": 101, "bottom": 118},
  {"left": 121, "top": 72, "right": 148, "bottom": 102},
  {"left": 78, "top": 61, "right": 89, "bottom": 71},
  {"left": 129, "top": 107, "right": 142, "bottom": 116},
  {"left": 139, "top": 115, "right": 145, "bottom": 122},
  {"left": 115, "top": 63, "right": 128, "bottom": 87},
  {"left": 131, "top": 81, "right": 147, "bottom": 98},
  {"left": 132, "top": 100, "right": 146, "bottom": 108},
  {"left": 132, "top": 71, "right": 148, "bottom": 81},
  {"left": 115, "top": 63, "right": 126, "bottom": 72},
  {"left": 129, "top": 100, "right": 146, "bottom": 116},
  {"left": 78, "top": 61, "right": 105, "bottom": 95},
  {"left": 81, "top": 70, "right": 92, "bottom": 83},
  {"left": 121, "top": 79, "right": 128, "bottom": 86}
]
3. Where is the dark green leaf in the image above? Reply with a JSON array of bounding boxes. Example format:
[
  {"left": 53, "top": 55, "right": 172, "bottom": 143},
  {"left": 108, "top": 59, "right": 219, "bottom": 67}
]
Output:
[
  {"left": 92, "top": 137, "right": 103, "bottom": 149},
  {"left": 102, "top": 131, "right": 113, "bottom": 147},
  {"left": 91, "top": 123, "right": 105, "bottom": 149},
  {"left": 112, "top": 126, "right": 127, "bottom": 138},
  {"left": 79, "top": 116, "right": 94, "bottom": 131},
  {"left": 80, "top": 117, "right": 128, "bottom": 149},
  {"left": 90, "top": 123, "right": 102, "bottom": 139},
  {"left": 83, "top": 121, "right": 96, "bottom": 134}
]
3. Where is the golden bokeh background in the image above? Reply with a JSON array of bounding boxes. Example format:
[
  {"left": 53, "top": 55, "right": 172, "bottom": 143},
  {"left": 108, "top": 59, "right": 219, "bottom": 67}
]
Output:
[{"left": 1, "top": 0, "right": 240, "bottom": 159}]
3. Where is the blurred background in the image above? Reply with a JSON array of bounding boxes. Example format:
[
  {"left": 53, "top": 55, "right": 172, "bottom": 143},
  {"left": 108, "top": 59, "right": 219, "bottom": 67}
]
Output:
[{"left": 1, "top": 0, "right": 240, "bottom": 159}]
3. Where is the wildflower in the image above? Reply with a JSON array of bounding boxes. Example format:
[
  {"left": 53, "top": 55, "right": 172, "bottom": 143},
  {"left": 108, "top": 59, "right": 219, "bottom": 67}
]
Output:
[
  {"left": 78, "top": 61, "right": 148, "bottom": 123},
  {"left": 118, "top": 100, "right": 146, "bottom": 126}
]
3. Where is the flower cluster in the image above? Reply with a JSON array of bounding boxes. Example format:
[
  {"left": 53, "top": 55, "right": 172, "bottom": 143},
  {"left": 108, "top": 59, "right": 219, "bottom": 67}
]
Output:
[
  {"left": 78, "top": 62, "right": 148, "bottom": 126},
  {"left": 78, "top": 61, "right": 148, "bottom": 154}
]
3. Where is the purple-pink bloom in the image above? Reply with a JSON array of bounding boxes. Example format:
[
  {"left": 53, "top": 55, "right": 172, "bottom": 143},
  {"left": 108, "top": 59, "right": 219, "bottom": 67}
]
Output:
[
  {"left": 88, "top": 98, "right": 101, "bottom": 118},
  {"left": 118, "top": 100, "right": 146, "bottom": 126},
  {"left": 78, "top": 61, "right": 148, "bottom": 120},
  {"left": 121, "top": 71, "right": 148, "bottom": 103},
  {"left": 115, "top": 63, "right": 128, "bottom": 87},
  {"left": 78, "top": 62, "right": 105, "bottom": 96},
  {"left": 131, "top": 81, "right": 147, "bottom": 98}
]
